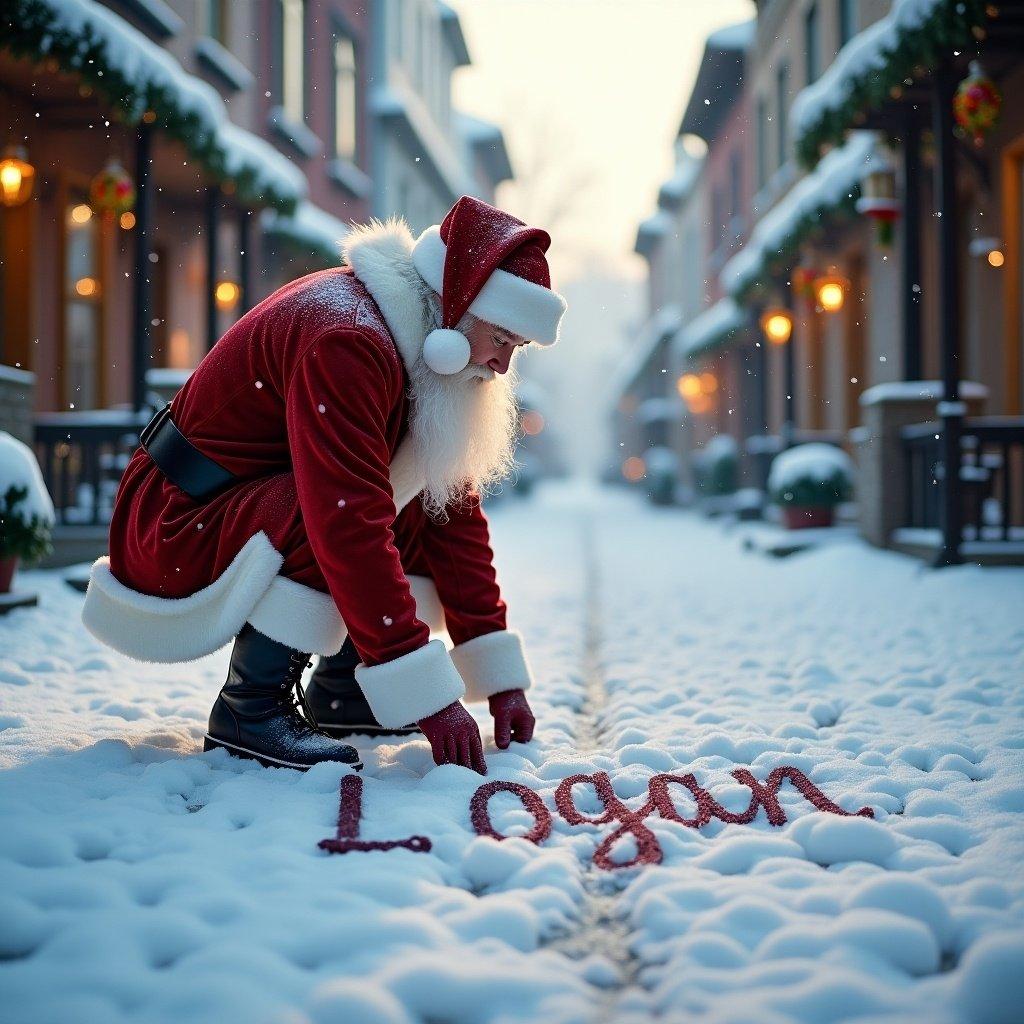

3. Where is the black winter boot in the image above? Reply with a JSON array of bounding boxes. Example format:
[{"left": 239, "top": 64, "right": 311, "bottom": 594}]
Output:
[
  {"left": 204, "top": 624, "right": 363, "bottom": 770},
  {"left": 305, "top": 636, "right": 420, "bottom": 738}
]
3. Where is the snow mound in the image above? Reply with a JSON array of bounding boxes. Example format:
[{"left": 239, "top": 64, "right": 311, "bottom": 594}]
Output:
[
  {"left": 768, "top": 443, "right": 854, "bottom": 493},
  {"left": 0, "top": 431, "right": 54, "bottom": 524}
]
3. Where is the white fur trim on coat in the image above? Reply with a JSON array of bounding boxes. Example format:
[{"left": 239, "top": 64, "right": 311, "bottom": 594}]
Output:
[
  {"left": 247, "top": 574, "right": 346, "bottom": 656},
  {"left": 82, "top": 532, "right": 286, "bottom": 663},
  {"left": 449, "top": 629, "right": 533, "bottom": 702},
  {"left": 342, "top": 217, "right": 431, "bottom": 374},
  {"left": 355, "top": 638, "right": 466, "bottom": 727},
  {"left": 411, "top": 226, "right": 566, "bottom": 345}
]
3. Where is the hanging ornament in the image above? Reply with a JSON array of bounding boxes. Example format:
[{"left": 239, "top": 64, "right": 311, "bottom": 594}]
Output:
[
  {"left": 856, "top": 143, "right": 900, "bottom": 247},
  {"left": 89, "top": 159, "right": 136, "bottom": 217},
  {"left": 953, "top": 61, "right": 1002, "bottom": 147},
  {"left": 790, "top": 266, "right": 818, "bottom": 302}
]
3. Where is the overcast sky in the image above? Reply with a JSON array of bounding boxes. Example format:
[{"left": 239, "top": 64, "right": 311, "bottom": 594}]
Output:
[{"left": 447, "top": 0, "right": 755, "bottom": 287}]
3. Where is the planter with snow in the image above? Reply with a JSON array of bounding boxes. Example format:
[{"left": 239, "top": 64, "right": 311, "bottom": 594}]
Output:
[
  {"left": 0, "top": 432, "right": 54, "bottom": 596},
  {"left": 693, "top": 435, "right": 739, "bottom": 507},
  {"left": 768, "top": 443, "right": 853, "bottom": 530}
]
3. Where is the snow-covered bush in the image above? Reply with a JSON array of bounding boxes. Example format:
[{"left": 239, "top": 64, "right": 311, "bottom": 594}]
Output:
[
  {"left": 643, "top": 446, "right": 678, "bottom": 506},
  {"left": 693, "top": 435, "right": 738, "bottom": 497},
  {"left": 0, "top": 432, "right": 54, "bottom": 564},
  {"left": 768, "top": 442, "right": 854, "bottom": 508}
]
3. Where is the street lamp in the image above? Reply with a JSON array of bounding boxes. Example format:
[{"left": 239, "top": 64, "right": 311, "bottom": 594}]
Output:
[
  {"left": 814, "top": 272, "right": 849, "bottom": 314},
  {"left": 760, "top": 307, "right": 793, "bottom": 345},
  {"left": 0, "top": 145, "right": 35, "bottom": 207},
  {"left": 215, "top": 280, "right": 241, "bottom": 311}
]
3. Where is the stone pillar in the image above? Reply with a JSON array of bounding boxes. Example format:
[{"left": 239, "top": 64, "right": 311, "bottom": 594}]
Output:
[
  {"left": 0, "top": 365, "right": 36, "bottom": 445},
  {"left": 856, "top": 381, "right": 988, "bottom": 548}
]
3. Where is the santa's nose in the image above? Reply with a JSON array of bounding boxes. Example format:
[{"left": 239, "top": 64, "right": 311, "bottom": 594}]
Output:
[{"left": 487, "top": 347, "right": 514, "bottom": 374}]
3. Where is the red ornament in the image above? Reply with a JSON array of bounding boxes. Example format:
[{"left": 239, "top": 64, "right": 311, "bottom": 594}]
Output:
[
  {"left": 954, "top": 61, "right": 1002, "bottom": 146},
  {"left": 89, "top": 159, "right": 136, "bottom": 217}
]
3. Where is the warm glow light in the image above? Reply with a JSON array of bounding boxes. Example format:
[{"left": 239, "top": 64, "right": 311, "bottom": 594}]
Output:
[
  {"left": 75, "top": 277, "right": 98, "bottom": 297},
  {"left": 687, "top": 393, "right": 713, "bottom": 415},
  {"left": 699, "top": 372, "right": 718, "bottom": 394},
  {"left": 760, "top": 308, "right": 793, "bottom": 345},
  {"left": 215, "top": 280, "right": 241, "bottom": 310},
  {"left": 622, "top": 456, "right": 646, "bottom": 482},
  {"left": 119, "top": 211, "right": 136, "bottom": 230},
  {"left": 169, "top": 329, "right": 192, "bottom": 369},
  {"left": 676, "top": 373, "right": 702, "bottom": 400},
  {"left": 520, "top": 410, "right": 545, "bottom": 436},
  {"left": 71, "top": 203, "right": 93, "bottom": 224},
  {"left": 988, "top": 249, "right": 1004, "bottom": 268},
  {"left": 0, "top": 146, "right": 34, "bottom": 207},
  {"left": 814, "top": 274, "right": 848, "bottom": 313}
]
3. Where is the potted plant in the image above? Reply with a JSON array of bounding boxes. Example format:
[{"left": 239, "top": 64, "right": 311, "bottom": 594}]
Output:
[
  {"left": 643, "top": 446, "right": 678, "bottom": 506},
  {"left": 0, "top": 432, "right": 54, "bottom": 593},
  {"left": 768, "top": 442, "right": 854, "bottom": 529},
  {"left": 692, "top": 435, "right": 738, "bottom": 514}
]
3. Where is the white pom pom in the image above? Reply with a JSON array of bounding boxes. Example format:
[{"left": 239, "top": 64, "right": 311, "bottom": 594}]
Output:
[{"left": 422, "top": 328, "right": 471, "bottom": 375}]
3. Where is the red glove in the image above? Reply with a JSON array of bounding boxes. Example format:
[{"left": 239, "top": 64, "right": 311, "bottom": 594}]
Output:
[
  {"left": 417, "top": 701, "right": 487, "bottom": 775},
  {"left": 488, "top": 689, "right": 536, "bottom": 749}
]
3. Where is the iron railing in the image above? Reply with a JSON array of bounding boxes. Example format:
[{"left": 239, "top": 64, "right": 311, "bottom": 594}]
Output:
[
  {"left": 901, "top": 417, "right": 1024, "bottom": 543},
  {"left": 34, "top": 409, "right": 150, "bottom": 526}
]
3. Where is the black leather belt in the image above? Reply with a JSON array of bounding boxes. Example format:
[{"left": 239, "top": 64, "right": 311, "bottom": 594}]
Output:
[{"left": 139, "top": 404, "right": 237, "bottom": 502}]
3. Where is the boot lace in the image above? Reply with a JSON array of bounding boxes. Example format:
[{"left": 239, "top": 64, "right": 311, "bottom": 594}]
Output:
[{"left": 278, "top": 651, "right": 330, "bottom": 737}]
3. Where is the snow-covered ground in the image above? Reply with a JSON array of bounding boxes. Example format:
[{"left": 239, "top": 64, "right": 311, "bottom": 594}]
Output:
[{"left": 2, "top": 482, "right": 1023, "bottom": 1024}]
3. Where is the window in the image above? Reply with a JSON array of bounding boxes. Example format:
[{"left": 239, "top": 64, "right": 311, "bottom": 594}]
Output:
[
  {"left": 64, "top": 197, "right": 102, "bottom": 409},
  {"left": 804, "top": 3, "right": 819, "bottom": 84},
  {"left": 207, "top": 0, "right": 229, "bottom": 44},
  {"left": 279, "top": 0, "right": 305, "bottom": 123},
  {"left": 333, "top": 33, "right": 357, "bottom": 162},
  {"left": 776, "top": 63, "right": 789, "bottom": 170},
  {"left": 756, "top": 96, "right": 768, "bottom": 190},
  {"left": 838, "top": 0, "right": 856, "bottom": 48}
]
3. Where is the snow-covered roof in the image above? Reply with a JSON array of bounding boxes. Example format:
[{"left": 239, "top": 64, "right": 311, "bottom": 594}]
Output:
[
  {"left": 14, "top": 0, "right": 306, "bottom": 211},
  {"left": 634, "top": 211, "right": 673, "bottom": 258},
  {"left": 678, "top": 19, "right": 753, "bottom": 142},
  {"left": 611, "top": 305, "right": 682, "bottom": 398},
  {"left": 636, "top": 397, "right": 683, "bottom": 425},
  {"left": 790, "top": 0, "right": 983, "bottom": 165},
  {"left": 721, "top": 131, "right": 875, "bottom": 299},
  {"left": 673, "top": 297, "right": 748, "bottom": 361},
  {"left": 859, "top": 380, "right": 990, "bottom": 406},
  {"left": 262, "top": 201, "right": 350, "bottom": 266},
  {"left": 657, "top": 154, "right": 702, "bottom": 210},
  {"left": 455, "top": 112, "right": 514, "bottom": 186},
  {"left": 705, "top": 20, "right": 756, "bottom": 50}
]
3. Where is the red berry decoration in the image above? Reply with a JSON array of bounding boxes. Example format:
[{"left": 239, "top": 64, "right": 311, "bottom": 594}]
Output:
[
  {"left": 89, "top": 159, "right": 136, "bottom": 216},
  {"left": 954, "top": 61, "right": 1002, "bottom": 147}
]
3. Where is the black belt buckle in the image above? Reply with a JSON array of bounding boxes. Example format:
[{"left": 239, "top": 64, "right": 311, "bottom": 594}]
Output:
[{"left": 140, "top": 404, "right": 237, "bottom": 503}]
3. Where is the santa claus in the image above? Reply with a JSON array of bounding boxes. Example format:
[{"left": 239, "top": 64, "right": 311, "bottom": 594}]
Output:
[{"left": 81, "top": 196, "right": 566, "bottom": 775}]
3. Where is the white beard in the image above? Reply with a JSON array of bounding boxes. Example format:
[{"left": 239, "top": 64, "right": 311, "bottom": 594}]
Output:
[{"left": 406, "top": 301, "right": 520, "bottom": 520}]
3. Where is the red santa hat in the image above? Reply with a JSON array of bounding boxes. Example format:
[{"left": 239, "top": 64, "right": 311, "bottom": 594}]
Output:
[{"left": 411, "top": 196, "right": 567, "bottom": 375}]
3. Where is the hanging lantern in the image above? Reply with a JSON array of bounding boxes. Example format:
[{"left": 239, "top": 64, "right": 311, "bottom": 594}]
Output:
[
  {"left": 760, "top": 308, "right": 793, "bottom": 346},
  {"left": 791, "top": 266, "right": 818, "bottom": 302},
  {"left": 0, "top": 144, "right": 35, "bottom": 207},
  {"left": 89, "top": 159, "right": 136, "bottom": 217},
  {"left": 813, "top": 272, "right": 849, "bottom": 314},
  {"left": 856, "top": 145, "right": 900, "bottom": 247},
  {"left": 953, "top": 61, "right": 1002, "bottom": 147}
]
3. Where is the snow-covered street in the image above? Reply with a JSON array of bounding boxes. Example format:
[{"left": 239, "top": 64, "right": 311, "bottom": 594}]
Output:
[{"left": 2, "top": 483, "right": 1024, "bottom": 1024}]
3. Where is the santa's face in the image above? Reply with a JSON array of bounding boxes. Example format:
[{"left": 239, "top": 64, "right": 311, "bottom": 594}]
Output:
[{"left": 463, "top": 318, "right": 530, "bottom": 377}]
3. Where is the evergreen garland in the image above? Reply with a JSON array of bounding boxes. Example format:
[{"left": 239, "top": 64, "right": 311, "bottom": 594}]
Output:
[
  {"left": 1, "top": 0, "right": 298, "bottom": 213},
  {"left": 0, "top": 485, "right": 53, "bottom": 564},
  {"left": 795, "top": 0, "right": 990, "bottom": 168}
]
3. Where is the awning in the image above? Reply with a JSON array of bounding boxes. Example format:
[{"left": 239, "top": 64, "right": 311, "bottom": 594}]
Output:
[
  {"left": 673, "top": 297, "right": 748, "bottom": 362},
  {"left": 262, "top": 201, "right": 351, "bottom": 267},
  {"left": 791, "top": 0, "right": 989, "bottom": 167},
  {"left": 5, "top": 0, "right": 307, "bottom": 211},
  {"left": 720, "top": 132, "right": 875, "bottom": 301}
]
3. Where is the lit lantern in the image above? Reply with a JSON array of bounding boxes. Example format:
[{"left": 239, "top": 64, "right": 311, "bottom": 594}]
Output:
[
  {"left": 676, "top": 373, "right": 702, "bottom": 401},
  {"left": 954, "top": 61, "right": 1002, "bottom": 146},
  {"left": 760, "top": 307, "right": 793, "bottom": 345},
  {"left": 791, "top": 266, "right": 817, "bottom": 302},
  {"left": 214, "top": 280, "right": 241, "bottom": 311},
  {"left": 0, "top": 145, "right": 35, "bottom": 207},
  {"left": 813, "top": 272, "right": 849, "bottom": 314},
  {"left": 856, "top": 147, "right": 900, "bottom": 246},
  {"left": 89, "top": 159, "right": 136, "bottom": 217}
]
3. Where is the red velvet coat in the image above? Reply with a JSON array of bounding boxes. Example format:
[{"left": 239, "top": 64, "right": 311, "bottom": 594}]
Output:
[{"left": 107, "top": 263, "right": 507, "bottom": 670}]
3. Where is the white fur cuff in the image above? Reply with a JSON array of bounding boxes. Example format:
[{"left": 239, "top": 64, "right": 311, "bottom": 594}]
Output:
[
  {"left": 355, "top": 638, "right": 466, "bottom": 727},
  {"left": 247, "top": 575, "right": 346, "bottom": 656},
  {"left": 450, "top": 630, "right": 533, "bottom": 702}
]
